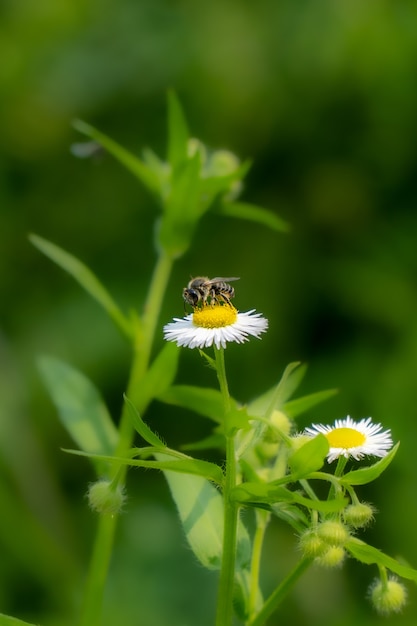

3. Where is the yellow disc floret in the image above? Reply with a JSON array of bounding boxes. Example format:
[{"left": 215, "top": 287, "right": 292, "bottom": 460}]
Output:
[
  {"left": 326, "top": 427, "right": 366, "bottom": 448},
  {"left": 192, "top": 304, "right": 238, "bottom": 329}
]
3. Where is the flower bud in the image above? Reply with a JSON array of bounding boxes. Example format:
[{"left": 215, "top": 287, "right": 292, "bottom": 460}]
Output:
[
  {"left": 369, "top": 577, "right": 407, "bottom": 614},
  {"left": 317, "top": 520, "right": 349, "bottom": 546},
  {"left": 343, "top": 502, "right": 375, "bottom": 529},
  {"left": 87, "top": 480, "right": 126, "bottom": 515},
  {"left": 315, "top": 545, "right": 346, "bottom": 569},
  {"left": 298, "top": 529, "right": 327, "bottom": 558}
]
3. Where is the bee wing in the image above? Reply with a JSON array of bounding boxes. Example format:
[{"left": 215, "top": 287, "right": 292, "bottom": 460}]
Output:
[{"left": 207, "top": 276, "right": 240, "bottom": 284}]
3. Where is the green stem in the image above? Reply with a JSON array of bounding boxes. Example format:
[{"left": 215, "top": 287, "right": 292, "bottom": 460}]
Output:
[
  {"left": 79, "top": 250, "right": 173, "bottom": 626},
  {"left": 248, "top": 558, "right": 312, "bottom": 626},
  {"left": 248, "top": 510, "right": 270, "bottom": 618},
  {"left": 214, "top": 348, "right": 239, "bottom": 626}
]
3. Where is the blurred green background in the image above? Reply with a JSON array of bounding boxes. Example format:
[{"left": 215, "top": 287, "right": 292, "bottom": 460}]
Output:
[{"left": 2, "top": 0, "right": 417, "bottom": 624}]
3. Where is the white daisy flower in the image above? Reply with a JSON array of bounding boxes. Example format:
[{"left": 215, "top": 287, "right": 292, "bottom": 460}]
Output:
[
  {"left": 305, "top": 416, "right": 393, "bottom": 463},
  {"left": 163, "top": 304, "right": 268, "bottom": 350}
]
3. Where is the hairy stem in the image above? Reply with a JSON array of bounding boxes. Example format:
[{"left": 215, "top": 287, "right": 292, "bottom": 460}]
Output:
[{"left": 215, "top": 348, "right": 239, "bottom": 626}]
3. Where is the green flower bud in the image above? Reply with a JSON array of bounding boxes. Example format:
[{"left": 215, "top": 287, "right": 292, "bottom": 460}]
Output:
[
  {"left": 87, "top": 480, "right": 126, "bottom": 516},
  {"left": 298, "top": 529, "right": 327, "bottom": 558},
  {"left": 369, "top": 577, "right": 407, "bottom": 615},
  {"left": 343, "top": 502, "right": 375, "bottom": 529},
  {"left": 317, "top": 520, "right": 349, "bottom": 546},
  {"left": 315, "top": 545, "right": 346, "bottom": 569}
]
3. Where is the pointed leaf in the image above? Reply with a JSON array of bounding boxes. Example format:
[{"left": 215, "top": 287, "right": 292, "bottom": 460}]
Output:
[
  {"left": 38, "top": 356, "right": 118, "bottom": 475},
  {"left": 248, "top": 362, "right": 306, "bottom": 418},
  {"left": 283, "top": 388, "right": 339, "bottom": 418},
  {"left": 72, "top": 119, "right": 160, "bottom": 194},
  {"left": 29, "top": 234, "right": 132, "bottom": 338},
  {"left": 288, "top": 434, "right": 329, "bottom": 477},
  {"left": 346, "top": 538, "right": 417, "bottom": 582},
  {"left": 65, "top": 449, "right": 224, "bottom": 485},
  {"left": 219, "top": 201, "right": 290, "bottom": 233},
  {"left": 167, "top": 91, "right": 189, "bottom": 170},
  {"left": 232, "top": 482, "right": 346, "bottom": 513},
  {"left": 341, "top": 443, "right": 400, "bottom": 486},
  {"left": 123, "top": 395, "right": 166, "bottom": 448},
  {"left": 157, "top": 385, "right": 224, "bottom": 424}
]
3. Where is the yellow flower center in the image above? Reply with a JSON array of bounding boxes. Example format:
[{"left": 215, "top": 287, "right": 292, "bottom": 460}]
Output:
[
  {"left": 326, "top": 427, "right": 366, "bottom": 448},
  {"left": 192, "top": 304, "right": 238, "bottom": 328}
]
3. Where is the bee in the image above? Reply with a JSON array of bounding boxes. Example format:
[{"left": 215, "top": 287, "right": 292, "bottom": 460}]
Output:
[{"left": 183, "top": 276, "right": 240, "bottom": 308}]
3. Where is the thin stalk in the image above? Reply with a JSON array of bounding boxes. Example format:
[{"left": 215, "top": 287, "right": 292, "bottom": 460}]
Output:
[
  {"left": 248, "top": 557, "right": 313, "bottom": 626},
  {"left": 248, "top": 510, "right": 270, "bottom": 619},
  {"left": 214, "top": 348, "right": 239, "bottom": 626},
  {"left": 79, "top": 250, "right": 173, "bottom": 626}
]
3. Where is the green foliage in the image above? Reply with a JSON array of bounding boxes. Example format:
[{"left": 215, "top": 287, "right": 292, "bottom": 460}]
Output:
[
  {"left": 0, "top": 615, "right": 41, "bottom": 626},
  {"left": 346, "top": 538, "right": 417, "bottom": 583},
  {"left": 288, "top": 434, "right": 329, "bottom": 477},
  {"left": 38, "top": 356, "right": 118, "bottom": 476},
  {"left": 341, "top": 443, "right": 400, "bottom": 486},
  {"left": 29, "top": 234, "right": 133, "bottom": 338}
]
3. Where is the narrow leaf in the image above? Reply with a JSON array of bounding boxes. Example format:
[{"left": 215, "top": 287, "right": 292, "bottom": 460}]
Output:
[
  {"left": 38, "top": 356, "right": 118, "bottom": 475},
  {"left": 283, "top": 388, "right": 339, "bottom": 418},
  {"left": 0, "top": 614, "right": 41, "bottom": 626},
  {"left": 341, "top": 443, "right": 400, "bottom": 486},
  {"left": 288, "top": 434, "right": 329, "bottom": 477},
  {"left": 167, "top": 91, "right": 189, "bottom": 169},
  {"left": 123, "top": 395, "right": 166, "bottom": 448},
  {"left": 65, "top": 449, "right": 224, "bottom": 485},
  {"left": 29, "top": 234, "right": 132, "bottom": 338},
  {"left": 346, "top": 538, "right": 417, "bottom": 582},
  {"left": 248, "top": 362, "right": 306, "bottom": 418},
  {"left": 72, "top": 119, "right": 160, "bottom": 194},
  {"left": 232, "top": 482, "right": 345, "bottom": 513},
  {"left": 157, "top": 385, "right": 224, "bottom": 424},
  {"left": 219, "top": 201, "right": 290, "bottom": 233}
]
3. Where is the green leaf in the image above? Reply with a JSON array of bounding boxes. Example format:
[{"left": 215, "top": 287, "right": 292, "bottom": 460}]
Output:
[
  {"left": 167, "top": 91, "right": 189, "bottom": 170},
  {"left": 72, "top": 119, "right": 160, "bottom": 195},
  {"left": 134, "top": 342, "right": 180, "bottom": 413},
  {"left": 346, "top": 538, "right": 417, "bottom": 583},
  {"left": 182, "top": 433, "right": 224, "bottom": 452},
  {"left": 155, "top": 452, "right": 250, "bottom": 571},
  {"left": 29, "top": 234, "right": 132, "bottom": 338},
  {"left": 157, "top": 385, "right": 224, "bottom": 424},
  {"left": 218, "top": 201, "right": 290, "bottom": 233},
  {"left": 341, "top": 443, "right": 400, "bottom": 486},
  {"left": 123, "top": 395, "right": 166, "bottom": 448},
  {"left": 248, "top": 362, "right": 307, "bottom": 418},
  {"left": 0, "top": 614, "right": 41, "bottom": 626},
  {"left": 65, "top": 449, "right": 224, "bottom": 485},
  {"left": 38, "top": 356, "right": 118, "bottom": 475},
  {"left": 232, "top": 482, "right": 346, "bottom": 513},
  {"left": 283, "top": 388, "right": 339, "bottom": 418},
  {"left": 272, "top": 502, "right": 310, "bottom": 532},
  {"left": 288, "top": 434, "right": 329, "bottom": 477}
]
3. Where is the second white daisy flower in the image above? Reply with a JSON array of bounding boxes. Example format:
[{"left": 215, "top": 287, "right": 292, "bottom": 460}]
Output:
[{"left": 305, "top": 416, "right": 393, "bottom": 463}]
